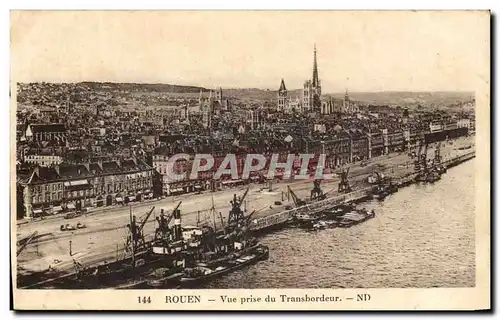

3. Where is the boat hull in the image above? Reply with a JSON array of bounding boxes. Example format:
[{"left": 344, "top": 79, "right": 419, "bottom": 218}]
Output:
[{"left": 178, "top": 245, "right": 269, "bottom": 287}]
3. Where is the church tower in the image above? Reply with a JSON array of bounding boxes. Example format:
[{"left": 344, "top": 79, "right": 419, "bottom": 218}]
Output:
[
  {"left": 198, "top": 89, "right": 204, "bottom": 112},
  {"left": 311, "top": 44, "right": 322, "bottom": 112},
  {"left": 278, "top": 79, "right": 288, "bottom": 112},
  {"left": 312, "top": 44, "right": 320, "bottom": 90},
  {"left": 215, "top": 87, "right": 223, "bottom": 103},
  {"left": 343, "top": 88, "right": 350, "bottom": 113},
  {"left": 303, "top": 44, "right": 322, "bottom": 112}
]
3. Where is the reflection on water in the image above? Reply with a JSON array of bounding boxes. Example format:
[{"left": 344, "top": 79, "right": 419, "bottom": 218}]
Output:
[{"left": 204, "top": 160, "right": 475, "bottom": 288}]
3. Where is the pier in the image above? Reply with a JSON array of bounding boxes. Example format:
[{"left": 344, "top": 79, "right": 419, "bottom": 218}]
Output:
[{"left": 250, "top": 150, "right": 475, "bottom": 232}]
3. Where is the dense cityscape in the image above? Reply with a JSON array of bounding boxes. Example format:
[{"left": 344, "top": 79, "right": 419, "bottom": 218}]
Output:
[{"left": 15, "top": 46, "right": 475, "bottom": 220}]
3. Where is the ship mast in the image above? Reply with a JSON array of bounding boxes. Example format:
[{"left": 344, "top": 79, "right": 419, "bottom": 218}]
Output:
[{"left": 126, "top": 205, "right": 155, "bottom": 266}]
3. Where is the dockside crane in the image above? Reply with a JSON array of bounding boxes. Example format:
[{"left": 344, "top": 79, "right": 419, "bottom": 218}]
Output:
[
  {"left": 125, "top": 206, "right": 155, "bottom": 265},
  {"left": 422, "top": 142, "right": 429, "bottom": 174},
  {"left": 310, "top": 179, "right": 326, "bottom": 201},
  {"left": 434, "top": 141, "right": 446, "bottom": 174},
  {"left": 227, "top": 186, "right": 250, "bottom": 229},
  {"left": 414, "top": 142, "right": 423, "bottom": 172},
  {"left": 338, "top": 167, "right": 352, "bottom": 193},
  {"left": 287, "top": 186, "right": 306, "bottom": 207}
]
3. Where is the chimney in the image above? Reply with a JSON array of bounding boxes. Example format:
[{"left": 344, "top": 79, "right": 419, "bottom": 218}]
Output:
[
  {"left": 55, "top": 164, "right": 60, "bottom": 176},
  {"left": 34, "top": 166, "right": 40, "bottom": 177}
]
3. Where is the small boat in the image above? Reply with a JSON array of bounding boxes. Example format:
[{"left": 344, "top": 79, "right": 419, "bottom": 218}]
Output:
[
  {"left": 146, "top": 268, "right": 184, "bottom": 288},
  {"left": 294, "top": 213, "right": 322, "bottom": 228},
  {"left": 295, "top": 213, "right": 319, "bottom": 223},
  {"left": 322, "top": 207, "right": 347, "bottom": 219},
  {"left": 337, "top": 209, "right": 375, "bottom": 228},
  {"left": 179, "top": 244, "right": 269, "bottom": 286},
  {"left": 312, "top": 221, "right": 327, "bottom": 230},
  {"left": 324, "top": 220, "right": 339, "bottom": 228}
]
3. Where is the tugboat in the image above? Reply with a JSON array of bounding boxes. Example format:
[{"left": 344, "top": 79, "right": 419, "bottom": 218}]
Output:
[
  {"left": 322, "top": 204, "right": 355, "bottom": 220},
  {"left": 295, "top": 212, "right": 321, "bottom": 224},
  {"left": 368, "top": 172, "right": 398, "bottom": 200},
  {"left": 338, "top": 208, "right": 376, "bottom": 228},
  {"left": 433, "top": 142, "right": 447, "bottom": 175}
]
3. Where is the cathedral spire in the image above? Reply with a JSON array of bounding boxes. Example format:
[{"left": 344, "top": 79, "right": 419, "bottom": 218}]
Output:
[
  {"left": 279, "top": 78, "right": 287, "bottom": 92},
  {"left": 312, "top": 44, "right": 319, "bottom": 87}
]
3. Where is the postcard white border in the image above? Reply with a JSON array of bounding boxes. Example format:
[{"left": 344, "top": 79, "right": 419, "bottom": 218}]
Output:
[{"left": 8, "top": 8, "right": 491, "bottom": 312}]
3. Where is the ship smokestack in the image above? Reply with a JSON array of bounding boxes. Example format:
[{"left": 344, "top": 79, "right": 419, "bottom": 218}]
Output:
[{"left": 174, "top": 209, "right": 182, "bottom": 240}]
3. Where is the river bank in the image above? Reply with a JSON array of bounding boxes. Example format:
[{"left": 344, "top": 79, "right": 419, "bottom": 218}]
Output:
[{"left": 16, "top": 136, "right": 475, "bottom": 278}]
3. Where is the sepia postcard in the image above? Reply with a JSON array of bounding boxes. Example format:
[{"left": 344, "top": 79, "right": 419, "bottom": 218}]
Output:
[{"left": 10, "top": 10, "right": 490, "bottom": 311}]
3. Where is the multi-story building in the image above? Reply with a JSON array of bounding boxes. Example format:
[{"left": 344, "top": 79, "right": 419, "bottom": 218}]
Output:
[
  {"left": 20, "top": 158, "right": 154, "bottom": 218},
  {"left": 384, "top": 129, "right": 405, "bottom": 153},
  {"left": 153, "top": 148, "right": 200, "bottom": 196},
  {"left": 368, "top": 130, "right": 385, "bottom": 158},
  {"left": 350, "top": 130, "right": 369, "bottom": 162},
  {"left": 24, "top": 152, "right": 63, "bottom": 167},
  {"left": 323, "top": 133, "right": 351, "bottom": 167}
]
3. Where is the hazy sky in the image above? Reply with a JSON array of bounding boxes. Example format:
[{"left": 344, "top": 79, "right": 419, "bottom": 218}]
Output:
[{"left": 11, "top": 11, "right": 489, "bottom": 93}]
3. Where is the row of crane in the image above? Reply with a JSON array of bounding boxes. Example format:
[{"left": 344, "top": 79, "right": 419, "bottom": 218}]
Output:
[
  {"left": 413, "top": 141, "right": 446, "bottom": 182},
  {"left": 286, "top": 167, "right": 353, "bottom": 208}
]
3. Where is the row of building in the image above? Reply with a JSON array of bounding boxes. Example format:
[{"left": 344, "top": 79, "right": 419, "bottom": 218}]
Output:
[
  {"left": 17, "top": 121, "right": 471, "bottom": 219},
  {"left": 17, "top": 158, "right": 156, "bottom": 219},
  {"left": 152, "top": 125, "right": 470, "bottom": 197}
]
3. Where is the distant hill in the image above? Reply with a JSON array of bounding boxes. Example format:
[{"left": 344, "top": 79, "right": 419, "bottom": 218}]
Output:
[
  {"left": 79, "top": 82, "right": 209, "bottom": 94},
  {"left": 220, "top": 88, "right": 474, "bottom": 107},
  {"left": 328, "top": 91, "right": 474, "bottom": 108},
  {"left": 19, "top": 82, "right": 475, "bottom": 108}
]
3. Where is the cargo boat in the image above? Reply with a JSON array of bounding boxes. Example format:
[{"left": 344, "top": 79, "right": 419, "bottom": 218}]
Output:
[
  {"left": 178, "top": 244, "right": 269, "bottom": 287},
  {"left": 338, "top": 209, "right": 376, "bottom": 228},
  {"left": 20, "top": 203, "right": 193, "bottom": 289}
]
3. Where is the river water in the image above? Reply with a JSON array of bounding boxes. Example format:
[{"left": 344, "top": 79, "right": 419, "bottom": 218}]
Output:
[{"left": 204, "top": 159, "right": 475, "bottom": 288}]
